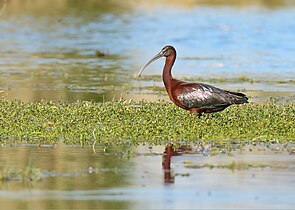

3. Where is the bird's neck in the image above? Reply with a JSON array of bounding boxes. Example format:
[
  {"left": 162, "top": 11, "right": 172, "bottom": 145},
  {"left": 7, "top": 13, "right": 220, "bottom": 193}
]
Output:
[{"left": 162, "top": 55, "right": 176, "bottom": 92}]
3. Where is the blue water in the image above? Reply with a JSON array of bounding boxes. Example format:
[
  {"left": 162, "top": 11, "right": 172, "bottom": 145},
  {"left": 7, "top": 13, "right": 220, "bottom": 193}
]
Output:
[
  {"left": 0, "top": 3, "right": 294, "bottom": 102},
  {"left": 0, "top": 144, "right": 294, "bottom": 209}
]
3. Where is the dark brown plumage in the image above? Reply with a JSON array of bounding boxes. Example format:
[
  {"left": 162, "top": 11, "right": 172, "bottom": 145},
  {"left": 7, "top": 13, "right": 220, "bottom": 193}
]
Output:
[{"left": 138, "top": 45, "right": 248, "bottom": 116}]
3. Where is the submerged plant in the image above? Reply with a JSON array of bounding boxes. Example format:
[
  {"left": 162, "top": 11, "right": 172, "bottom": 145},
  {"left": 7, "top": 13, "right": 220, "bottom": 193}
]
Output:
[{"left": 0, "top": 166, "right": 41, "bottom": 182}]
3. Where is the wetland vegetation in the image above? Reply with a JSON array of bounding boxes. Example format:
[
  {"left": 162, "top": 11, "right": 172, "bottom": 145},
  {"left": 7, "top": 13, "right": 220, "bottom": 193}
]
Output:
[{"left": 0, "top": 99, "right": 294, "bottom": 146}]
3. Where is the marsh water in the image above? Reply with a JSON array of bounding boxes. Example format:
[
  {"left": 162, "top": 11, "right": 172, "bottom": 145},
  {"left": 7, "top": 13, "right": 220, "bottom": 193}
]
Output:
[
  {"left": 1, "top": 1, "right": 295, "bottom": 103},
  {"left": 0, "top": 144, "right": 295, "bottom": 209},
  {"left": 0, "top": 0, "right": 295, "bottom": 209}
]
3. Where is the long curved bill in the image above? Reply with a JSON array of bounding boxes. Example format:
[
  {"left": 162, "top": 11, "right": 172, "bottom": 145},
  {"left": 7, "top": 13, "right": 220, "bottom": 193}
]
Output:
[{"left": 137, "top": 52, "right": 164, "bottom": 77}]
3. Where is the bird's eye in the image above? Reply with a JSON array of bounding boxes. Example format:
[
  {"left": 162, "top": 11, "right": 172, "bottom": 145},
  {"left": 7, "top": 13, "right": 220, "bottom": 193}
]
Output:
[{"left": 161, "top": 49, "right": 168, "bottom": 55}]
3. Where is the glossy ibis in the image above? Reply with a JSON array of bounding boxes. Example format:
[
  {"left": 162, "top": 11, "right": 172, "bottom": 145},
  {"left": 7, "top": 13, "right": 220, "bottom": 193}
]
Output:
[{"left": 138, "top": 45, "right": 248, "bottom": 117}]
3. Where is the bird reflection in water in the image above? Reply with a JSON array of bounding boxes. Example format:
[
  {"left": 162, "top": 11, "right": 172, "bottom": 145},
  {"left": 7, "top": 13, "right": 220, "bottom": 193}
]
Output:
[
  {"left": 162, "top": 145, "right": 177, "bottom": 184},
  {"left": 162, "top": 144, "right": 197, "bottom": 184}
]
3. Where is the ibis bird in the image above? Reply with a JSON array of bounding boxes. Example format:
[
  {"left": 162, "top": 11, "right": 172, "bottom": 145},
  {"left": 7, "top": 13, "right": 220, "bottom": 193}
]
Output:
[{"left": 138, "top": 45, "right": 248, "bottom": 117}]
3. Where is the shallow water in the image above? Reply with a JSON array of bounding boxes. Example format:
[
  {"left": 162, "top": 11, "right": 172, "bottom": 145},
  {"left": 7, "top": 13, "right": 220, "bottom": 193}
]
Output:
[
  {"left": 0, "top": 144, "right": 294, "bottom": 209},
  {"left": 0, "top": 0, "right": 294, "bottom": 103}
]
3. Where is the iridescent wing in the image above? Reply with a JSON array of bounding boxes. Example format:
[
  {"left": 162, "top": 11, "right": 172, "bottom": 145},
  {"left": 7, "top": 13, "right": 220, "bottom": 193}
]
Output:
[{"left": 176, "top": 83, "right": 248, "bottom": 109}]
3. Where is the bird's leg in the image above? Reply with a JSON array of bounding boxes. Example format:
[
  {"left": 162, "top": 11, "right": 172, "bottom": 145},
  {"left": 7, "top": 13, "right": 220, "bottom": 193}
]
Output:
[
  {"left": 189, "top": 108, "right": 202, "bottom": 118},
  {"left": 189, "top": 108, "right": 197, "bottom": 115}
]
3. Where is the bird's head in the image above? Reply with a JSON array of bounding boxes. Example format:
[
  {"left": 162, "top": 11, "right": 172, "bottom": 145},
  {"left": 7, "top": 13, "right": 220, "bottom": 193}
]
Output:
[
  {"left": 160, "top": 45, "right": 175, "bottom": 57},
  {"left": 138, "top": 45, "right": 176, "bottom": 77}
]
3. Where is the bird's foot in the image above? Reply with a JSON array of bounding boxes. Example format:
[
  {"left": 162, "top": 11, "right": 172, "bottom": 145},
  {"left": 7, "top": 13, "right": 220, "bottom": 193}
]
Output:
[{"left": 189, "top": 108, "right": 202, "bottom": 118}]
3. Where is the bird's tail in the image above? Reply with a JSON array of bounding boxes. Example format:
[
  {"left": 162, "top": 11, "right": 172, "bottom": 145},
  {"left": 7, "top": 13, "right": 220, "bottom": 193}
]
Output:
[{"left": 226, "top": 91, "right": 249, "bottom": 104}]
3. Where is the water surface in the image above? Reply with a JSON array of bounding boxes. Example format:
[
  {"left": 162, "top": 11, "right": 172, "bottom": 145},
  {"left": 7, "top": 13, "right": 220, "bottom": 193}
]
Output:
[
  {"left": 0, "top": 0, "right": 294, "bottom": 103},
  {"left": 0, "top": 144, "right": 294, "bottom": 209}
]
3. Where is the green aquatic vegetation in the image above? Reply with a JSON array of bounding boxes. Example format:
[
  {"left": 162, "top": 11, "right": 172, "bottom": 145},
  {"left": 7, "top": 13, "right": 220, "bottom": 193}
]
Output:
[
  {"left": 0, "top": 166, "right": 41, "bottom": 182},
  {"left": 0, "top": 100, "right": 294, "bottom": 145},
  {"left": 134, "top": 75, "right": 295, "bottom": 85},
  {"left": 134, "top": 75, "right": 254, "bottom": 83},
  {"left": 183, "top": 161, "right": 269, "bottom": 171},
  {"left": 180, "top": 76, "right": 256, "bottom": 84}
]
